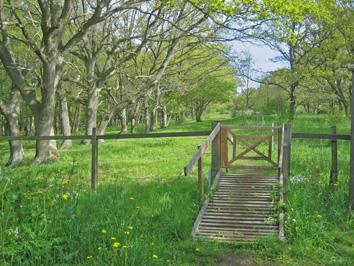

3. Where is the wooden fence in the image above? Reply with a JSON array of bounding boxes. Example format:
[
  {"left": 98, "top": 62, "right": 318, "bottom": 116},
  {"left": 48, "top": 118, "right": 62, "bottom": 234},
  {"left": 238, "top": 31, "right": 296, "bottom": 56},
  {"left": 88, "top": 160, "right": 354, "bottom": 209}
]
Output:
[{"left": 0, "top": 125, "right": 350, "bottom": 190}]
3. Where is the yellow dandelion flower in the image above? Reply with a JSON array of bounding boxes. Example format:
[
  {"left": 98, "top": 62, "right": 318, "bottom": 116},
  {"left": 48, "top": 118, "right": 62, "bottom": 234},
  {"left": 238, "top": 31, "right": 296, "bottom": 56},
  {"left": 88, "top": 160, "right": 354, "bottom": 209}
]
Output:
[
  {"left": 112, "top": 242, "right": 121, "bottom": 248},
  {"left": 62, "top": 193, "right": 70, "bottom": 200},
  {"left": 87, "top": 255, "right": 93, "bottom": 260},
  {"left": 62, "top": 179, "right": 69, "bottom": 185},
  {"left": 127, "top": 226, "right": 133, "bottom": 230},
  {"left": 101, "top": 229, "right": 107, "bottom": 234},
  {"left": 122, "top": 245, "right": 128, "bottom": 249},
  {"left": 195, "top": 247, "right": 201, "bottom": 252},
  {"left": 111, "top": 236, "right": 117, "bottom": 241},
  {"left": 152, "top": 254, "right": 159, "bottom": 260}
]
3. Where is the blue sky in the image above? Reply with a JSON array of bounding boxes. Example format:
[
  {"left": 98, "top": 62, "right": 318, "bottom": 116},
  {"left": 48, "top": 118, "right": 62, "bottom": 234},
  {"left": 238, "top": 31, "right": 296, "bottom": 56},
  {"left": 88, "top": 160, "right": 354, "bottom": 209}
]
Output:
[{"left": 232, "top": 41, "right": 286, "bottom": 72}]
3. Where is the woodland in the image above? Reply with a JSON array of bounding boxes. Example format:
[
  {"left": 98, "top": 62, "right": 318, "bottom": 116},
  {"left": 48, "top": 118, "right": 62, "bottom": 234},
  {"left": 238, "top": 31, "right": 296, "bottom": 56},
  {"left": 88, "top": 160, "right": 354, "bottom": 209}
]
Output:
[{"left": 0, "top": 1, "right": 353, "bottom": 265}]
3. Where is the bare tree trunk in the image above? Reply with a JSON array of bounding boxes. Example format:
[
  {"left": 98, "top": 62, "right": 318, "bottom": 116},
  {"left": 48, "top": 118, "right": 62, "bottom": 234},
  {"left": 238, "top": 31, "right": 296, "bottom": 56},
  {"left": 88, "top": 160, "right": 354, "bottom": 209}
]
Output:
[
  {"left": 144, "top": 94, "right": 150, "bottom": 133},
  {"left": 0, "top": 89, "right": 24, "bottom": 166},
  {"left": 34, "top": 59, "right": 60, "bottom": 163},
  {"left": 288, "top": 80, "right": 298, "bottom": 121},
  {"left": 58, "top": 86, "right": 72, "bottom": 148},
  {"left": 161, "top": 105, "right": 169, "bottom": 128},
  {"left": 130, "top": 102, "right": 140, "bottom": 133},
  {"left": 72, "top": 104, "right": 81, "bottom": 133},
  {"left": 121, "top": 108, "right": 128, "bottom": 133}
]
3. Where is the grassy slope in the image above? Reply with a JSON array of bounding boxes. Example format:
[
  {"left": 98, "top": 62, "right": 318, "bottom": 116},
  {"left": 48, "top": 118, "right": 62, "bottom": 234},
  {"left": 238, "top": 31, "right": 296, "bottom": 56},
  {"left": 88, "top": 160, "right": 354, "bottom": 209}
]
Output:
[{"left": 0, "top": 113, "right": 353, "bottom": 265}]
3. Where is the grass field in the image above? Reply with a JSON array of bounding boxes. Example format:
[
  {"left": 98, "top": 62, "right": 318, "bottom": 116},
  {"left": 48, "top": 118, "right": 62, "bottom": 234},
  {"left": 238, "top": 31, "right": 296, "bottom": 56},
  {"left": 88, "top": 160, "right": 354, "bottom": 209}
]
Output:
[{"left": 0, "top": 113, "right": 353, "bottom": 265}]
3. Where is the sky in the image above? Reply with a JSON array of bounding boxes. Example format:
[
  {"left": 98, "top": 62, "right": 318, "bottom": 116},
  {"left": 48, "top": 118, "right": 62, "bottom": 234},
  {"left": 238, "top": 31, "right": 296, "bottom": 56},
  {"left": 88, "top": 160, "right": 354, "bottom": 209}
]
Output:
[{"left": 231, "top": 41, "right": 287, "bottom": 88}]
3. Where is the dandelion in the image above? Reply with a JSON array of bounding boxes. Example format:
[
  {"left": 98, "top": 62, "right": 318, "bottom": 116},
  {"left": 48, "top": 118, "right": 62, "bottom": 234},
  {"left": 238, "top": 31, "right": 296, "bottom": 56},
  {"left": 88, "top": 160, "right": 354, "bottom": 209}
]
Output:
[
  {"left": 195, "top": 247, "right": 201, "bottom": 252},
  {"left": 127, "top": 225, "right": 133, "bottom": 230},
  {"left": 124, "top": 231, "right": 130, "bottom": 236},
  {"left": 113, "top": 242, "right": 120, "bottom": 249},
  {"left": 87, "top": 255, "right": 93, "bottom": 260},
  {"left": 111, "top": 236, "right": 117, "bottom": 241},
  {"left": 152, "top": 254, "right": 159, "bottom": 260},
  {"left": 101, "top": 229, "right": 107, "bottom": 234},
  {"left": 62, "top": 179, "right": 69, "bottom": 185},
  {"left": 62, "top": 193, "right": 70, "bottom": 200},
  {"left": 122, "top": 245, "right": 128, "bottom": 249}
]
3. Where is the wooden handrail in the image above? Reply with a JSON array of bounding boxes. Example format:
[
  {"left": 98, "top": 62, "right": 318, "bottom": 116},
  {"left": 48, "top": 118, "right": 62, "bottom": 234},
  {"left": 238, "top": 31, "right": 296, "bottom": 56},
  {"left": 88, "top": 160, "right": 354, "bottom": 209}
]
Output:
[
  {"left": 184, "top": 123, "right": 221, "bottom": 176},
  {"left": 221, "top": 125, "right": 281, "bottom": 130}
]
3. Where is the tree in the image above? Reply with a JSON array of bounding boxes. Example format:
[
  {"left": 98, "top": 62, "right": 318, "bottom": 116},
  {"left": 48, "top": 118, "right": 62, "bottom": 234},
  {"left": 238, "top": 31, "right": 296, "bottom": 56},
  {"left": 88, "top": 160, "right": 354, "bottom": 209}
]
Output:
[{"left": 0, "top": 0, "right": 149, "bottom": 162}]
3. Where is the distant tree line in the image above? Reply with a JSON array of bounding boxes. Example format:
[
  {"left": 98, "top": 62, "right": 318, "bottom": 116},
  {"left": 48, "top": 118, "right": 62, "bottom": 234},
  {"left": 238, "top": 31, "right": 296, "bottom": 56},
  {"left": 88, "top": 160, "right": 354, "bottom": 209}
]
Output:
[{"left": 0, "top": 0, "right": 347, "bottom": 165}]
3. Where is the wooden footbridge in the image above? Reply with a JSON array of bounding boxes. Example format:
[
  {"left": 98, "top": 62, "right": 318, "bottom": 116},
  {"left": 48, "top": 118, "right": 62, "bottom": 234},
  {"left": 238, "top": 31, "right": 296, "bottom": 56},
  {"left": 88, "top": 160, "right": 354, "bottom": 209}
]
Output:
[{"left": 184, "top": 123, "right": 291, "bottom": 243}]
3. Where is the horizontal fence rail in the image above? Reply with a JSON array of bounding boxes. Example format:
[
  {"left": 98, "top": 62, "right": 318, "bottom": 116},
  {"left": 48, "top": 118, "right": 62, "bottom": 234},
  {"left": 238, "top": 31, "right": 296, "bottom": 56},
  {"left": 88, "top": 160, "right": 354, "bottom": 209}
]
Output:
[
  {"left": 0, "top": 131, "right": 351, "bottom": 142},
  {"left": 0, "top": 131, "right": 211, "bottom": 141},
  {"left": 292, "top": 132, "right": 350, "bottom": 140}
]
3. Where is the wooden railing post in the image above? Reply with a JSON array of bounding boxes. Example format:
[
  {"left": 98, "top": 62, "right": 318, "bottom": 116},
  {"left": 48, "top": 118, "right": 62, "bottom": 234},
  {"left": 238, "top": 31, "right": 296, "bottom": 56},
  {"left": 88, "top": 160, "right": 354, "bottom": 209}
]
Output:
[
  {"left": 330, "top": 126, "right": 338, "bottom": 188},
  {"left": 282, "top": 124, "right": 291, "bottom": 200},
  {"left": 198, "top": 148, "right": 204, "bottom": 204},
  {"left": 91, "top": 128, "right": 98, "bottom": 190},
  {"left": 210, "top": 121, "right": 220, "bottom": 187}
]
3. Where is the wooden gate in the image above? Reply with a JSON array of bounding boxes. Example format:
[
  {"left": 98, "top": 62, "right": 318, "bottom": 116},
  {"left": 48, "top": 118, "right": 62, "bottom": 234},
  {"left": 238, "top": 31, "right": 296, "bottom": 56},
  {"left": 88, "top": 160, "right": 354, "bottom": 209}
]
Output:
[{"left": 220, "top": 126, "right": 281, "bottom": 171}]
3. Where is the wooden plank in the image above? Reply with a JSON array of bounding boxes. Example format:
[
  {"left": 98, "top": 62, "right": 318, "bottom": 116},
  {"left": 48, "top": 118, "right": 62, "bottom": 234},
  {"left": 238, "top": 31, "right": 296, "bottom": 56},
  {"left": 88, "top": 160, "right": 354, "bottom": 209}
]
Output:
[
  {"left": 191, "top": 171, "right": 221, "bottom": 238},
  {"left": 184, "top": 123, "right": 221, "bottom": 176},
  {"left": 220, "top": 128, "right": 228, "bottom": 167},
  {"left": 221, "top": 125, "right": 281, "bottom": 131},
  {"left": 198, "top": 154, "right": 204, "bottom": 204},
  {"left": 292, "top": 132, "right": 350, "bottom": 140},
  {"left": 0, "top": 130, "right": 212, "bottom": 141},
  {"left": 235, "top": 134, "right": 274, "bottom": 139},
  {"left": 211, "top": 122, "right": 221, "bottom": 185},
  {"left": 236, "top": 138, "right": 278, "bottom": 166},
  {"left": 225, "top": 165, "right": 278, "bottom": 170}
]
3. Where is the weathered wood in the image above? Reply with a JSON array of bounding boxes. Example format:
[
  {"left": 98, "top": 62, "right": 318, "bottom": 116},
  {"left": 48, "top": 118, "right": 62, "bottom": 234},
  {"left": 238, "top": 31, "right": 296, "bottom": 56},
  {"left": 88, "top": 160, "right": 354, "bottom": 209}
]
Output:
[
  {"left": 193, "top": 172, "right": 279, "bottom": 243},
  {"left": 91, "top": 128, "right": 98, "bottom": 190},
  {"left": 235, "top": 136, "right": 269, "bottom": 159},
  {"left": 225, "top": 165, "right": 277, "bottom": 170},
  {"left": 233, "top": 134, "right": 274, "bottom": 139},
  {"left": 268, "top": 136, "right": 272, "bottom": 160},
  {"left": 0, "top": 130, "right": 211, "bottom": 141},
  {"left": 292, "top": 132, "right": 350, "bottom": 140},
  {"left": 330, "top": 126, "right": 338, "bottom": 188},
  {"left": 211, "top": 122, "right": 221, "bottom": 186},
  {"left": 198, "top": 148, "right": 204, "bottom": 204},
  {"left": 350, "top": 65, "right": 354, "bottom": 210},
  {"left": 221, "top": 125, "right": 280, "bottom": 131},
  {"left": 220, "top": 128, "right": 228, "bottom": 167}
]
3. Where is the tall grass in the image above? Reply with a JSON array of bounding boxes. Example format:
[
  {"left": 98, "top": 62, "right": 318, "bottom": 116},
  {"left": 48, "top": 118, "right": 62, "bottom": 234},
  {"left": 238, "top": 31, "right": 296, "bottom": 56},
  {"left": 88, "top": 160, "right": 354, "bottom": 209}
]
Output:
[{"left": 0, "top": 113, "right": 353, "bottom": 265}]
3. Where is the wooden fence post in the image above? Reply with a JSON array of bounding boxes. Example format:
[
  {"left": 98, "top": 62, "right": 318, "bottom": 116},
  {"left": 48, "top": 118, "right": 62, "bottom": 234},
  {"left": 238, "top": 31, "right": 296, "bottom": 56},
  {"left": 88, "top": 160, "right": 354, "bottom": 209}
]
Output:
[
  {"left": 198, "top": 146, "right": 204, "bottom": 204},
  {"left": 283, "top": 124, "right": 291, "bottom": 200},
  {"left": 349, "top": 64, "right": 354, "bottom": 210},
  {"left": 210, "top": 121, "right": 220, "bottom": 187},
  {"left": 91, "top": 128, "right": 98, "bottom": 190},
  {"left": 330, "top": 126, "right": 338, "bottom": 188}
]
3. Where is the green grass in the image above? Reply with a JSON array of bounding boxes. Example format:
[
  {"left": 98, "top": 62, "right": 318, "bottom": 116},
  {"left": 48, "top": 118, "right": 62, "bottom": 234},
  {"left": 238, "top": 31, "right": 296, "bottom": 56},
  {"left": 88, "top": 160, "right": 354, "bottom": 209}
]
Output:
[{"left": 0, "top": 113, "right": 353, "bottom": 265}]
